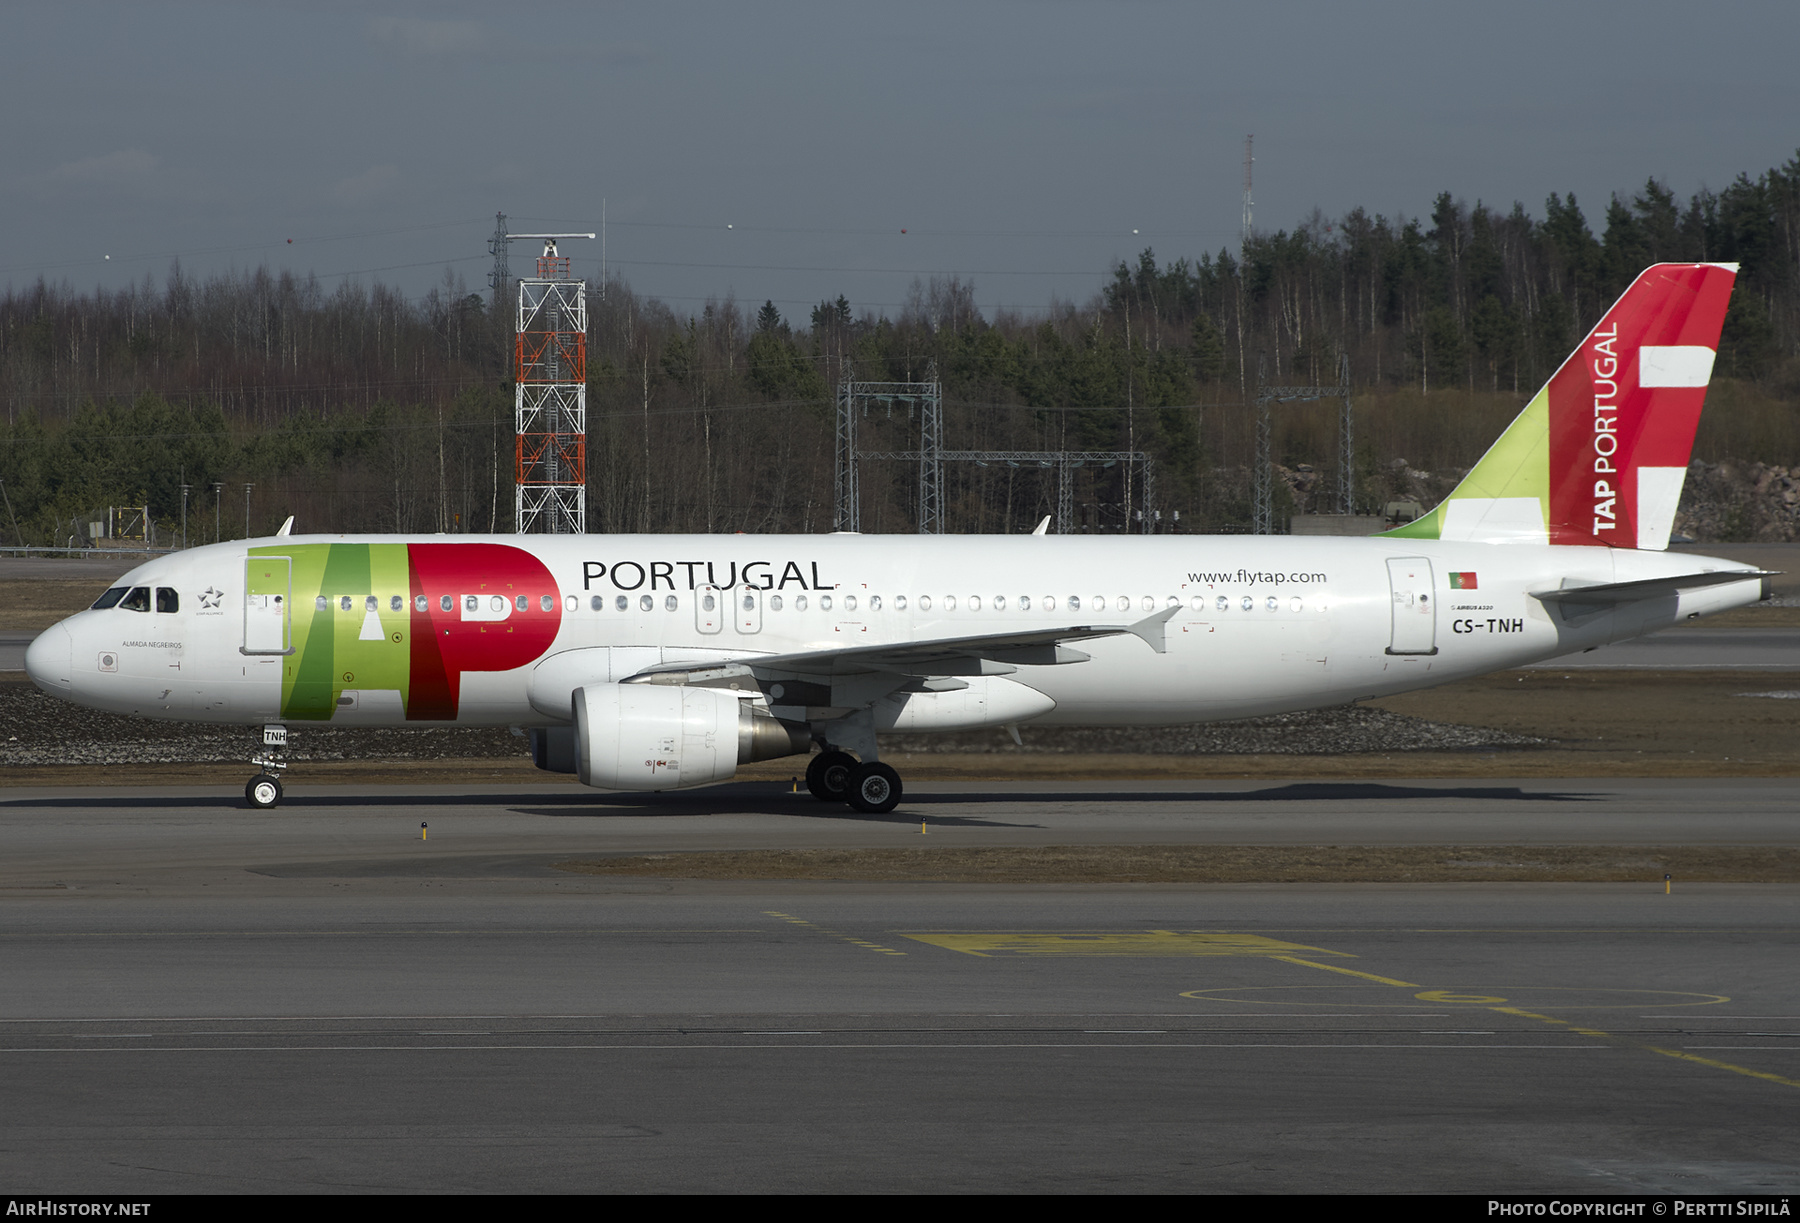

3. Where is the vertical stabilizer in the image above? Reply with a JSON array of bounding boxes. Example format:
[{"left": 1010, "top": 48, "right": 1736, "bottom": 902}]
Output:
[{"left": 1384, "top": 262, "right": 1738, "bottom": 549}]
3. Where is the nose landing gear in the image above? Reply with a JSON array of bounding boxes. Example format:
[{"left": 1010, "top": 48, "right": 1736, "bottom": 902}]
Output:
[{"left": 245, "top": 723, "right": 288, "bottom": 809}]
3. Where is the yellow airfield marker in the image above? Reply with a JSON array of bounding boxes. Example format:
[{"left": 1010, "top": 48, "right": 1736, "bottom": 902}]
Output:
[
  {"left": 920, "top": 819, "right": 928, "bottom": 835},
  {"left": 421, "top": 822, "right": 428, "bottom": 841},
  {"left": 1665, "top": 872, "right": 1671, "bottom": 894},
  {"left": 791, "top": 777, "right": 798, "bottom": 793}
]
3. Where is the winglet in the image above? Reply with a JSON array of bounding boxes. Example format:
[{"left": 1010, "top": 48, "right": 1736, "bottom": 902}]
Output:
[
  {"left": 276, "top": 516, "right": 295, "bottom": 537},
  {"left": 1031, "top": 516, "right": 1050, "bottom": 536},
  {"left": 1125, "top": 605, "right": 1181, "bottom": 654}
]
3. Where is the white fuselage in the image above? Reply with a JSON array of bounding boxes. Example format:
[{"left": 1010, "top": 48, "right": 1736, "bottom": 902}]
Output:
[{"left": 25, "top": 532, "right": 1764, "bottom": 732}]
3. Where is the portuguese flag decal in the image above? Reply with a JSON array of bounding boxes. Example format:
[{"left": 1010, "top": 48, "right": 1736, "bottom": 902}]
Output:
[{"left": 1448, "top": 572, "right": 1478, "bottom": 590}]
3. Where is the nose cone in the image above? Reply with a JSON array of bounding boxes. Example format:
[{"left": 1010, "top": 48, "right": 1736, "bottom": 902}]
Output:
[{"left": 25, "top": 624, "right": 72, "bottom": 695}]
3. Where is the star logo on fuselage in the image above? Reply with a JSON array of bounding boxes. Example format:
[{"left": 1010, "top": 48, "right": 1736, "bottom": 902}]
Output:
[{"left": 199, "top": 586, "right": 223, "bottom": 609}]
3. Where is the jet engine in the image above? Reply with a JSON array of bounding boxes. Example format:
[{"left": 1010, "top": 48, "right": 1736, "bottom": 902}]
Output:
[{"left": 571, "top": 683, "right": 810, "bottom": 791}]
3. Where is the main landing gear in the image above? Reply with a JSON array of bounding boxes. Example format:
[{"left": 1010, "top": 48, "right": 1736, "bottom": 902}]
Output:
[
  {"left": 245, "top": 723, "right": 289, "bottom": 810},
  {"left": 805, "top": 749, "right": 903, "bottom": 815}
]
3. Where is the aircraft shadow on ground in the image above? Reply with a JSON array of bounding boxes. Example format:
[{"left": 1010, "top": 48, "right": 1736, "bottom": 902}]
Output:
[{"left": 3, "top": 780, "right": 1603, "bottom": 816}]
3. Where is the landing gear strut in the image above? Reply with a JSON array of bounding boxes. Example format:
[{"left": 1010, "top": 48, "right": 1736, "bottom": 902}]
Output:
[{"left": 246, "top": 723, "right": 288, "bottom": 810}]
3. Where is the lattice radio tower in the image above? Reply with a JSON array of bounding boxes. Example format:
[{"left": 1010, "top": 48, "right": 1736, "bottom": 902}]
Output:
[
  {"left": 503, "top": 231, "right": 594, "bottom": 534},
  {"left": 1241, "top": 134, "right": 1254, "bottom": 253}
]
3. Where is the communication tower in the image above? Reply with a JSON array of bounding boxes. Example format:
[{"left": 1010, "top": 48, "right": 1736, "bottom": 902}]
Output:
[
  {"left": 1241, "top": 135, "right": 1254, "bottom": 251},
  {"left": 505, "top": 232, "right": 594, "bottom": 534}
]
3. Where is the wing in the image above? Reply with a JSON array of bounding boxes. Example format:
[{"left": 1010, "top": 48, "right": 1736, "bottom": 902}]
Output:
[{"left": 631, "top": 605, "right": 1181, "bottom": 681}]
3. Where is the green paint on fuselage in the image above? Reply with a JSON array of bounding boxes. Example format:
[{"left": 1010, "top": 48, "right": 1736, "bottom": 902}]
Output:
[{"left": 254, "top": 543, "right": 412, "bottom": 721}]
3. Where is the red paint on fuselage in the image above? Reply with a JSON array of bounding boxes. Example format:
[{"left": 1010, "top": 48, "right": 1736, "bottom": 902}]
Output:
[{"left": 404, "top": 542, "right": 563, "bottom": 720}]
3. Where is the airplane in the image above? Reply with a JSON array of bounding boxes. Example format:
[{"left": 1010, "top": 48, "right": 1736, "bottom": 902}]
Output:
[{"left": 23, "top": 263, "right": 1768, "bottom": 814}]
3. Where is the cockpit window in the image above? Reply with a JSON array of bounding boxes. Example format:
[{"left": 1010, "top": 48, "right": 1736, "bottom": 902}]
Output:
[
  {"left": 119, "top": 586, "right": 151, "bottom": 612},
  {"left": 155, "top": 587, "right": 179, "bottom": 613},
  {"left": 90, "top": 587, "right": 127, "bottom": 610}
]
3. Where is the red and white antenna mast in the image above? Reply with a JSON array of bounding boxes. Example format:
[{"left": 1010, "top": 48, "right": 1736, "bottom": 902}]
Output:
[{"left": 505, "top": 232, "right": 594, "bottom": 534}]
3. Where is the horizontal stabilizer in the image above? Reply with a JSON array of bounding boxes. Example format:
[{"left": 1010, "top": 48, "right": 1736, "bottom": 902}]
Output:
[{"left": 1530, "top": 570, "right": 1773, "bottom": 607}]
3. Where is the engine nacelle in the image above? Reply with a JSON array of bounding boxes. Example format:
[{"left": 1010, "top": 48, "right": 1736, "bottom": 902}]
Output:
[{"left": 572, "top": 683, "right": 810, "bottom": 791}]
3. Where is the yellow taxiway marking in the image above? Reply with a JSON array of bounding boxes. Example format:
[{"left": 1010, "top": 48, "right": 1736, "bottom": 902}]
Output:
[
  {"left": 902, "top": 930, "right": 1351, "bottom": 958},
  {"left": 1239, "top": 942, "right": 1793, "bottom": 1093},
  {"left": 763, "top": 911, "right": 907, "bottom": 957},
  {"left": 1643, "top": 1048, "right": 1800, "bottom": 1089},
  {"left": 1266, "top": 956, "right": 1419, "bottom": 987}
]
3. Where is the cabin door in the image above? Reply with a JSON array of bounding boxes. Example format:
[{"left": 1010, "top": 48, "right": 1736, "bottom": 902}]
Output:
[
  {"left": 1385, "top": 557, "right": 1438, "bottom": 655},
  {"left": 242, "top": 556, "right": 293, "bottom": 656}
]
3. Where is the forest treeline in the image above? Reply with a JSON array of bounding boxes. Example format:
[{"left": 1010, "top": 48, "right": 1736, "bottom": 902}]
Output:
[{"left": 1, "top": 152, "right": 1796, "bottom": 544}]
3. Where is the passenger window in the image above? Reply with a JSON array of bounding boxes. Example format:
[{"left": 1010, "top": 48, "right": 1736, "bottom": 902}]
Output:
[
  {"left": 465, "top": 595, "right": 478, "bottom": 612},
  {"left": 820, "top": 595, "right": 832, "bottom": 611},
  {"left": 591, "top": 595, "right": 605, "bottom": 611},
  {"left": 514, "top": 595, "right": 527, "bottom": 612},
  {"left": 391, "top": 595, "right": 404, "bottom": 612},
  {"left": 703, "top": 594, "right": 716, "bottom": 612},
  {"left": 843, "top": 595, "right": 856, "bottom": 612},
  {"left": 1068, "top": 596, "right": 1081, "bottom": 611},
  {"left": 944, "top": 596, "right": 956, "bottom": 611},
  {"left": 365, "top": 596, "right": 378, "bottom": 612},
  {"left": 796, "top": 595, "right": 808, "bottom": 612},
  {"left": 316, "top": 596, "right": 328, "bottom": 611},
  {"left": 156, "top": 587, "right": 179, "bottom": 613},
  {"left": 917, "top": 595, "right": 930, "bottom": 611},
  {"left": 542, "top": 595, "right": 556, "bottom": 612},
  {"left": 1216, "top": 595, "right": 1229, "bottom": 611},
  {"left": 895, "top": 595, "right": 906, "bottom": 610},
  {"left": 638, "top": 594, "right": 653, "bottom": 612},
  {"left": 741, "top": 593, "right": 754, "bottom": 611},
  {"left": 771, "top": 595, "right": 784, "bottom": 611},
  {"left": 441, "top": 595, "right": 453, "bottom": 612},
  {"left": 1042, "top": 596, "right": 1055, "bottom": 610},
  {"left": 615, "top": 595, "right": 628, "bottom": 611},
  {"left": 563, "top": 595, "right": 576, "bottom": 612},
  {"left": 490, "top": 596, "right": 505, "bottom": 612},
  {"left": 120, "top": 587, "right": 150, "bottom": 612},
  {"left": 870, "top": 595, "right": 881, "bottom": 611},
  {"left": 969, "top": 596, "right": 981, "bottom": 611},
  {"left": 340, "top": 596, "right": 353, "bottom": 612},
  {"left": 664, "top": 595, "right": 678, "bottom": 612},
  {"left": 90, "top": 587, "right": 127, "bottom": 610},
  {"left": 415, "top": 596, "right": 429, "bottom": 612}
]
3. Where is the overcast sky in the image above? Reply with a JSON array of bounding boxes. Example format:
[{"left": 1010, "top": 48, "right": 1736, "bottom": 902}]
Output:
[{"left": 4, "top": 1, "right": 1795, "bottom": 320}]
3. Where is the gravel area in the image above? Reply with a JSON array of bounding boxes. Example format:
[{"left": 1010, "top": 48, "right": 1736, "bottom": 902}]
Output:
[
  {"left": 0, "top": 681, "right": 524, "bottom": 767},
  {"left": 887, "top": 706, "right": 1548, "bottom": 756},
  {"left": 0, "top": 680, "right": 1545, "bottom": 768}
]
